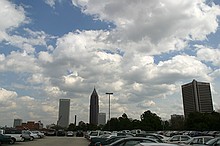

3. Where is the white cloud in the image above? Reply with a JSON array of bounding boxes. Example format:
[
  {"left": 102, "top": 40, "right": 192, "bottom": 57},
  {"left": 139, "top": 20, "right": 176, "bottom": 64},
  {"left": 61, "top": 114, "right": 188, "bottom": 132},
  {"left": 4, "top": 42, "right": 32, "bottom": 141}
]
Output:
[
  {"left": 0, "top": 51, "right": 41, "bottom": 73},
  {"left": 72, "top": 0, "right": 220, "bottom": 55},
  {"left": 0, "top": 88, "right": 17, "bottom": 114},
  {"left": 196, "top": 45, "right": 220, "bottom": 66},
  {"left": 44, "top": 0, "right": 63, "bottom": 8},
  {"left": 44, "top": 86, "right": 67, "bottom": 98},
  {"left": 5, "top": 29, "right": 49, "bottom": 54},
  {"left": 45, "top": 0, "right": 56, "bottom": 7},
  {"left": 62, "top": 73, "right": 84, "bottom": 86},
  {"left": 38, "top": 51, "right": 53, "bottom": 63},
  {"left": 0, "top": 0, "right": 26, "bottom": 31}
]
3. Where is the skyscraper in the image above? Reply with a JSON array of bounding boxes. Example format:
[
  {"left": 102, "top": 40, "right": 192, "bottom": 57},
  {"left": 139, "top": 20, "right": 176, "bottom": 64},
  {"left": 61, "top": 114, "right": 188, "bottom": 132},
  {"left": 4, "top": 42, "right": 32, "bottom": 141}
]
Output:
[
  {"left": 90, "top": 88, "right": 99, "bottom": 125},
  {"left": 58, "top": 99, "right": 70, "bottom": 128},
  {"left": 182, "top": 79, "right": 213, "bottom": 117}
]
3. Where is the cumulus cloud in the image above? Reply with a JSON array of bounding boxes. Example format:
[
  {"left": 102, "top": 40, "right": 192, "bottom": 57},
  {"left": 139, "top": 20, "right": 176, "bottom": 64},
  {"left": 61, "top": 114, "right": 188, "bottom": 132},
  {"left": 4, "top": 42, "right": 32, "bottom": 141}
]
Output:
[
  {"left": 0, "top": 0, "right": 50, "bottom": 53},
  {"left": 196, "top": 45, "right": 220, "bottom": 66},
  {"left": 0, "top": 0, "right": 26, "bottom": 31},
  {"left": 0, "top": 51, "right": 41, "bottom": 73},
  {"left": 72, "top": 0, "right": 220, "bottom": 55},
  {"left": 0, "top": 88, "right": 17, "bottom": 111}
]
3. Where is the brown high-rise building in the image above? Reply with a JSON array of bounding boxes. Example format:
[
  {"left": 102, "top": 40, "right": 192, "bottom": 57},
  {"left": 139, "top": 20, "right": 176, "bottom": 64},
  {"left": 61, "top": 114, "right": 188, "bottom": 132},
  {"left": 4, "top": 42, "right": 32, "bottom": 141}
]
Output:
[
  {"left": 182, "top": 79, "right": 213, "bottom": 117},
  {"left": 90, "top": 88, "right": 99, "bottom": 125}
]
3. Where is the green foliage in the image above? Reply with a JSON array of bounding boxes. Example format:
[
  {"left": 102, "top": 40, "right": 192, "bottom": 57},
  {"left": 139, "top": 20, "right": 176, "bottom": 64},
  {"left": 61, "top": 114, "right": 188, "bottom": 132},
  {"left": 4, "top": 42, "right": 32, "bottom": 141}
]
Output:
[
  {"left": 67, "top": 123, "right": 76, "bottom": 131},
  {"left": 185, "top": 111, "right": 220, "bottom": 130},
  {"left": 66, "top": 111, "right": 220, "bottom": 131},
  {"left": 170, "top": 115, "right": 184, "bottom": 130},
  {"left": 140, "top": 110, "right": 163, "bottom": 131}
]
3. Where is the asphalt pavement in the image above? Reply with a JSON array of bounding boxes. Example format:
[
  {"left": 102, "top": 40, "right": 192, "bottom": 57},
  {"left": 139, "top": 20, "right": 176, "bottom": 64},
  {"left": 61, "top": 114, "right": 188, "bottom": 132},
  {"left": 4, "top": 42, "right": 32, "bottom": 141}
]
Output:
[{"left": 7, "top": 137, "right": 90, "bottom": 146}]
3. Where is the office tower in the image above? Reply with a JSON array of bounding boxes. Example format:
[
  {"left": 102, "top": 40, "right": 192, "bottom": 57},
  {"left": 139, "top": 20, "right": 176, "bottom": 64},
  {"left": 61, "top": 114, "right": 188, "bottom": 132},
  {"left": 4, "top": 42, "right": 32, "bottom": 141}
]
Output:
[
  {"left": 13, "top": 119, "right": 22, "bottom": 128},
  {"left": 182, "top": 79, "right": 213, "bottom": 117},
  {"left": 98, "top": 113, "right": 106, "bottom": 125},
  {"left": 58, "top": 99, "right": 70, "bottom": 128},
  {"left": 90, "top": 88, "right": 99, "bottom": 125}
]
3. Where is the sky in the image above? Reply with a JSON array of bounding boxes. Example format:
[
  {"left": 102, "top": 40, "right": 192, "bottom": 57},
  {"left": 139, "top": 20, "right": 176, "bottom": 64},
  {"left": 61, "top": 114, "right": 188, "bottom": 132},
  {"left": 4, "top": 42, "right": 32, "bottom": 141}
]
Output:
[{"left": 1, "top": 0, "right": 220, "bottom": 127}]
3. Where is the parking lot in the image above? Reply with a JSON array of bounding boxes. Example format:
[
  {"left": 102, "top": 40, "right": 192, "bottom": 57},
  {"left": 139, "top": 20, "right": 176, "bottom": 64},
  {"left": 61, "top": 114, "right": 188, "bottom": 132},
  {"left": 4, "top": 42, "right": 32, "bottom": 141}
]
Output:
[{"left": 3, "top": 137, "right": 89, "bottom": 146}]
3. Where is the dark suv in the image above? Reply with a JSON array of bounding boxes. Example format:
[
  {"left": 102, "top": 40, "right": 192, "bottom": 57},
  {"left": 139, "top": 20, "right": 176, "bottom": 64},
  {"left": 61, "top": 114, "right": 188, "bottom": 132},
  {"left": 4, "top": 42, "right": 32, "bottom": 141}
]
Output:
[{"left": 0, "top": 134, "right": 14, "bottom": 144}]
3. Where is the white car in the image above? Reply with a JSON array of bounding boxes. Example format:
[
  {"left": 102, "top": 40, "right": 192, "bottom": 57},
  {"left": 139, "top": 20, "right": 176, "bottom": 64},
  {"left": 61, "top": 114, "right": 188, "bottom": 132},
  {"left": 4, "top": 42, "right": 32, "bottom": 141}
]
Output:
[
  {"left": 66, "top": 131, "right": 74, "bottom": 137},
  {"left": 88, "top": 131, "right": 111, "bottom": 140},
  {"left": 28, "top": 131, "right": 40, "bottom": 139},
  {"left": 1, "top": 129, "right": 25, "bottom": 142},
  {"left": 31, "top": 131, "right": 45, "bottom": 138}
]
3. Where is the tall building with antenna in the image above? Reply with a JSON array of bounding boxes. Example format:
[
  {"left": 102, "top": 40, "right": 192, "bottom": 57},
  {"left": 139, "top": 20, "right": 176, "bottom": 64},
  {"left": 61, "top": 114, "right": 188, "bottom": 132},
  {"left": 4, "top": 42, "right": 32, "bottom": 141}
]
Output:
[{"left": 90, "top": 88, "right": 99, "bottom": 125}]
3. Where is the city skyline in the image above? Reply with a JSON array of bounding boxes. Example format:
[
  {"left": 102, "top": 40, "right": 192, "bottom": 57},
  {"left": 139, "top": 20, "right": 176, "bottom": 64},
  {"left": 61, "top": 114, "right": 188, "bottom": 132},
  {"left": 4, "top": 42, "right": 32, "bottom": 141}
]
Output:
[{"left": 1, "top": 0, "right": 220, "bottom": 126}]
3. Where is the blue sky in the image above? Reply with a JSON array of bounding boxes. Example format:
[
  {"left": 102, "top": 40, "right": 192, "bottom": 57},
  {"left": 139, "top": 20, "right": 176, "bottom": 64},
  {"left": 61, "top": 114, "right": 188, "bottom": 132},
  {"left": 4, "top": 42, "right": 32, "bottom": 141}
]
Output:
[{"left": 1, "top": 0, "right": 220, "bottom": 127}]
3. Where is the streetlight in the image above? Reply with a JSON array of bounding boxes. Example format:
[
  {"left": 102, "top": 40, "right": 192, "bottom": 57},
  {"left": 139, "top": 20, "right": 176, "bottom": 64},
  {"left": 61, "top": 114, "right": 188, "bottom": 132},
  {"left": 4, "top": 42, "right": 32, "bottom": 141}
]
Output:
[{"left": 106, "top": 92, "right": 113, "bottom": 120}]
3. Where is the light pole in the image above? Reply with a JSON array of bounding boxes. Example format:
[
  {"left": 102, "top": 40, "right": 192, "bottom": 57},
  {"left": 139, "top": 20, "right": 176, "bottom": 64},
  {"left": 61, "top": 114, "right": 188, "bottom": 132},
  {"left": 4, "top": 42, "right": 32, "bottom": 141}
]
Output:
[{"left": 106, "top": 92, "right": 113, "bottom": 121}]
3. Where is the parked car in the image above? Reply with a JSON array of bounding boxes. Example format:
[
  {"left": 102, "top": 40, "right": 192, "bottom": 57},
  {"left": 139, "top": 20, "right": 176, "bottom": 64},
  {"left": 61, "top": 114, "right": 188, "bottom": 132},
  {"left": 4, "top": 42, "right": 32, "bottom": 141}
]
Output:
[
  {"left": 57, "top": 130, "right": 65, "bottom": 136},
  {"left": 66, "top": 131, "right": 74, "bottom": 137},
  {"left": 107, "top": 137, "right": 159, "bottom": 146},
  {"left": 199, "top": 137, "right": 220, "bottom": 146},
  {"left": 166, "top": 135, "right": 191, "bottom": 144},
  {"left": 46, "top": 129, "right": 56, "bottom": 136},
  {"left": 31, "top": 131, "right": 45, "bottom": 138},
  {"left": 142, "top": 133, "right": 165, "bottom": 143},
  {"left": 94, "top": 136, "right": 128, "bottom": 146},
  {"left": 89, "top": 134, "right": 110, "bottom": 146},
  {"left": 1, "top": 129, "right": 24, "bottom": 142},
  {"left": 29, "top": 131, "right": 40, "bottom": 139},
  {"left": 76, "top": 130, "right": 84, "bottom": 137},
  {"left": 135, "top": 143, "right": 179, "bottom": 146},
  {"left": 180, "top": 136, "right": 214, "bottom": 145},
  {"left": 22, "top": 130, "right": 34, "bottom": 141},
  {"left": 88, "top": 131, "right": 110, "bottom": 140},
  {"left": 0, "top": 134, "right": 15, "bottom": 144},
  {"left": 21, "top": 130, "right": 39, "bottom": 140}
]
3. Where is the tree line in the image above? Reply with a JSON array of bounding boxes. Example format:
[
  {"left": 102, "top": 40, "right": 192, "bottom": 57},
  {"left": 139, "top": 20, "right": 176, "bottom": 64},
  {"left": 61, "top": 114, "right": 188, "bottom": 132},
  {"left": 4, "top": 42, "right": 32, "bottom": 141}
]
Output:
[{"left": 52, "top": 110, "right": 220, "bottom": 131}]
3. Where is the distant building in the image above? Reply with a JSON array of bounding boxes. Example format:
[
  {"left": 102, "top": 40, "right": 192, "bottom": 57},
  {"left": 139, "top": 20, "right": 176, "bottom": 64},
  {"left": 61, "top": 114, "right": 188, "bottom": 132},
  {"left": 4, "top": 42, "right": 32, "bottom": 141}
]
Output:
[
  {"left": 58, "top": 99, "right": 70, "bottom": 128},
  {"left": 13, "top": 119, "right": 22, "bottom": 128},
  {"left": 182, "top": 79, "right": 213, "bottom": 117},
  {"left": 98, "top": 113, "right": 106, "bottom": 125},
  {"left": 171, "top": 114, "right": 184, "bottom": 119},
  {"left": 16, "top": 121, "right": 43, "bottom": 130},
  {"left": 170, "top": 114, "right": 184, "bottom": 130},
  {"left": 90, "top": 88, "right": 99, "bottom": 125}
]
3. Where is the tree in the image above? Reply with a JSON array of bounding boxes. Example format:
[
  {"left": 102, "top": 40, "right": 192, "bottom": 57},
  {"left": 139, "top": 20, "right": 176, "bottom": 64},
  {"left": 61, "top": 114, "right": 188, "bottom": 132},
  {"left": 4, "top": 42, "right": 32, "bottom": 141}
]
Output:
[
  {"left": 170, "top": 115, "right": 184, "bottom": 130},
  {"left": 140, "top": 110, "right": 162, "bottom": 131},
  {"left": 185, "top": 112, "right": 220, "bottom": 130},
  {"left": 68, "top": 123, "right": 76, "bottom": 131},
  {"left": 131, "top": 119, "right": 141, "bottom": 130},
  {"left": 118, "top": 113, "right": 132, "bottom": 130}
]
